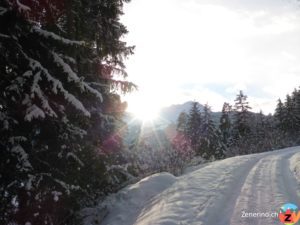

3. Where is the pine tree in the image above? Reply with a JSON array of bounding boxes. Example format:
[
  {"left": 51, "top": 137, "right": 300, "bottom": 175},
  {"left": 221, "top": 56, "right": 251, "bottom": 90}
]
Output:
[
  {"left": 290, "top": 89, "right": 300, "bottom": 133},
  {"left": 176, "top": 111, "right": 188, "bottom": 133},
  {"left": 200, "top": 104, "right": 224, "bottom": 159},
  {"left": 0, "top": 1, "right": 135, "bottom": 224},
  {"left": 252, "top": 110, "right": 269, "bottom": 152},
  {"left": 264, "top": 113, "right": 278, "bottom": 150},
  {"left": 294, "top": 88, "right": 300, "bottom": 142},
  {"left": 233, "top": 90, "right": 252, "bottom": 139},
  {"left": 274, "top": 91, "right": 300, "bottom": 147},
  {"left": 186, "top": 102, "right": 202, "bottom": 155},
  {"left": 231, "top": 90, "right": 252, "bottom": 154},
  {"left": 219, "top": 102, "right": 232, "bottom": 146},
  {"left": 170, "top": 112, "right": 193, "bottom": 165},
  {"left": 295, "top": 88, "right": 300, "bottom": 129},
  {"left": 274, "top": 98, "right": 286, "bottom": 131},
  {"left": 284, "top": 94, "right": 298, "bottom": 134}
]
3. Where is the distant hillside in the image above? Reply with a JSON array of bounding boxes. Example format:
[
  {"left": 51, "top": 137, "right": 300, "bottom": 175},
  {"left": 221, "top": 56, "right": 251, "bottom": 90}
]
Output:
[
  {"left": 124, "top": 102, "right": 270, "bottom": 148},
  {"left": 159, "top": 101, "right": 203, "bottom": 123},
  {"left": 124, "top": 101, "right": 222, "bottom": 134},
  {"left": 159, "top": 101, "right": 221, "bottom": 124},
  {"left": 123, "top": 102, "right": 222, "bottom": 146}
]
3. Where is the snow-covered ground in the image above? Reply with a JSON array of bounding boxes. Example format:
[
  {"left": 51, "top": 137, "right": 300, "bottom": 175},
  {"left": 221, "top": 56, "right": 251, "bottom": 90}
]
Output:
[{"left": 98, "top": 147, "right": 300, "bottom": 225}]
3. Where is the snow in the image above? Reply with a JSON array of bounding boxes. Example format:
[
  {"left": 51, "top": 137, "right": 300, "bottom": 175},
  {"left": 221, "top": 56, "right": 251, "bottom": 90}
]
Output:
[
  {"left": 9, "top": 136, "right": 27, "bottom": 144},
  {"left": 34, "top": 87, "right": 57, "bottom": 118},
  {"left": 54, "top": 179, "right": 80, "bottom": 195},
  {"left": 289, "top": 152, "right": 300, "bottom": 183},
  {"left": 182, "top": 156, "right": 208, "bottom": 174},
  {"left": 16, "top": 0, "right": 30, "bottom": 12},
  {"left": 95, "top": 173, "right": 177, "bottom": 225},
  {"left": 31, "top": 26, "right": 85, "bottom": 46},
  {"left": 60, "top": 54, "right": 76, "bottom": 64},
  {"left": 52, "top": 51, "right": 103, "bottom": 101},
  {"left": 52, "top": 52, "right": 80, "bottom": 82},
  {"left": 26, "top": 57, "right": 91, "bottom": 117},
  {"left": 25, "top": 104, "right": 45, "bottom": 121},
  {"left": 0, "top": 6, "right": 7, "bottom": 16},
  {"left": 3, "top": 120, "right": 9, "bottom": 130},
  {"left": 0, "top": 33, "right": 9, "bottom": 38},
  {"left": 51, "top": 191, "right": 62, "bottom": 202},
  {"left": 25, "top": 174, "right": 34, "bottom": 191},
  {"left": 100, "top": 146, "right": 300, "bottom": 225},
  {"left": 66, "top": 152, "right": 84, "bottom": 167},
  {"left": 11, "top": 145, "right": 32, "bottom": 171}
]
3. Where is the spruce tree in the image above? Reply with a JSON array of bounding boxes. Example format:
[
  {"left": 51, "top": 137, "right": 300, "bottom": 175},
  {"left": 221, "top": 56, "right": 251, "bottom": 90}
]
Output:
[
  {"left": 0, "top": 1, "right": 134, "bottom": 224},
  {"left": 233, "top": 90, "right": 252, "bottom": 139},
  {"left": 219, "top": 102, "right": 232, "bottom": 146},
  {"left": 232, "top": 90, "right": 252, "bottom": 154},
  {"left": 176, "top": 111, "right": 188, "bottom": 134},
  {"left": 252, "top": 110, "right": 268, "bottom": 152},
  {"left": 200, "top": 104, "right": 224, "bottom": 159},
  {"left": 274, "top": 98, "right": 286, "bottom": 131},
  {"left": 284, "top": 94, "right": 298, "bottom": 134},
  {"left": 186, "top": 102, "right": 202, "bottom": 155},
  {"left": 295, "top": 88, "right": 300, "bottom": 130},
  {"left": 171, "top": 112, "right": 193, "bottom": 164}
]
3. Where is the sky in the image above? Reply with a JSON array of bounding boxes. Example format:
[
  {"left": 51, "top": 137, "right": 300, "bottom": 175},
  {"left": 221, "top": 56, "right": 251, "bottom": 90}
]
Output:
[{"left": 120, "top": 0, "right": 300, "bottom": 115}]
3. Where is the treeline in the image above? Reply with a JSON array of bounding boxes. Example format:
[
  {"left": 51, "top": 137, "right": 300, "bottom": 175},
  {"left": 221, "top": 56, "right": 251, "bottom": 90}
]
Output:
[
  {"left": 274, "top": 89, "right": 300, "bottom": 144},
  {"left": 174, "top": 89, "right": 300, "bottom": 159}
]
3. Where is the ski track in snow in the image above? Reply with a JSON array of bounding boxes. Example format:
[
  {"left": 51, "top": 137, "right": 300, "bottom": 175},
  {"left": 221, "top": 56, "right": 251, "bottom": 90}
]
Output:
[{"left": 102, "top": 147, "right": 300, "bottom": 225}]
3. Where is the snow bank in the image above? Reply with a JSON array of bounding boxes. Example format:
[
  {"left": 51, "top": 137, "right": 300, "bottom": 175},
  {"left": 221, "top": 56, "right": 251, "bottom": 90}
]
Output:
[
  {"left": 133, "top": 155, "right": 260, "bottom": 225},
  {"left": 289, "top": 151, "right": 300, "bottom": 183},
  {"left": 87, "top": 147, "right": 300, "bottom": 225},
  {"left": 85, "top": 172, "right": 176, "bottom": 225},
  {"left": 183, "top": 156, "right": 208, "bottom": 174}
]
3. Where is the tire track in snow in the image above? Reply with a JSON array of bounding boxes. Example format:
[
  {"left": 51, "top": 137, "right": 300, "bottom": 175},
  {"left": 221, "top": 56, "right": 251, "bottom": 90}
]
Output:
[
  {"left": 203, "top": 156, "right": 261, "bottom": 225},
  {"left": 278, "top": 152, "right": 300, "bottom": 207},
  {"left": 230, "top": 151, "right": 300, "bottom": 225},
  {"left": 101, "top": 147, "right": 300, "bottom": 225},
  {"left": 134, "top": 155, "right": 261, "bottom": 225}
]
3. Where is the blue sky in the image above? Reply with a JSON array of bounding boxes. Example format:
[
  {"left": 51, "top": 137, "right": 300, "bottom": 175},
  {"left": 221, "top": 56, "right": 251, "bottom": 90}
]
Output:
[{"left": 121, "top": 0, "right": 300, "bottom": 115}]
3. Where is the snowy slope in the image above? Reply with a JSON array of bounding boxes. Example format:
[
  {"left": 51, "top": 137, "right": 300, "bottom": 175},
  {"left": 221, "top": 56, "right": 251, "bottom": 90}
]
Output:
[{"left": 100, "top": 147, "right": 300, "bottom": 225}]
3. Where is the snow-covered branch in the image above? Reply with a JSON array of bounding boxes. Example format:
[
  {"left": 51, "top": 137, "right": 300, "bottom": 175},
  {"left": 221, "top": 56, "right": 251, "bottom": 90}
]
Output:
[
  {"left": 26, "top": 56, "right": 91, "bottom": 117},
  {"left": 0, "top": 6, "right": 8, "bottom": 16},
  {"left": 0, "top": 33, "right": 10, "bottom": 38},
  {"left": 11, "top": 144, "right": 32, "bottom": 171},
  {"left": 66, "top": 152, "right": 85, "bottom": 167},
  {"left": 52, "top": 52, "right": 103, "bottom": 102},
  {"left": 16, "top": 0, "right": 31, "bottom": 12},
  {"left": 31, "top": 26, "right": 85, "bottom": 46}
]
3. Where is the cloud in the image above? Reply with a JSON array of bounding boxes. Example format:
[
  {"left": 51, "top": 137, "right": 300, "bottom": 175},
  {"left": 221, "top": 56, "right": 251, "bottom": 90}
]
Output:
[
  {"left": 121, "top": 0, "right": 300, "bottom": 114},
  {"left": 181, "top": 0, "right": 299, "bottom": 13}
]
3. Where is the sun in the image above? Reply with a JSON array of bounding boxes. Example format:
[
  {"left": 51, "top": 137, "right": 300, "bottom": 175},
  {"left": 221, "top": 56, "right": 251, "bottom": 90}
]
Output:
[
  {"left": 125, "top": 95, "right": 160, "bottom": 122},
  {"left": 131, "top": 105, "right": 159, "bottom": 122}
]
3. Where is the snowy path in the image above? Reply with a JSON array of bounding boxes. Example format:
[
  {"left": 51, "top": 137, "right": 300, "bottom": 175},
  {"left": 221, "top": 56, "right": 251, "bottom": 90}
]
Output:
[{"left": 101, "top": 147, "right": 300, "bottom": 225}]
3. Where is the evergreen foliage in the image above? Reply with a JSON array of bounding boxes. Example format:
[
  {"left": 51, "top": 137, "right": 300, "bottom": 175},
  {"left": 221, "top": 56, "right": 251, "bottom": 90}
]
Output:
[
  {"left": 2, "top": 1, "right": 300, "bottom": 223},
  {"left": 0, "top": 0, "right": 135, "bottom": 224},
  {"left": 274, "top": 88, "right": 300, "bottom": 145},
  {"left": 219, "top": 102, "right": 232, "bottom": 145},
  {"left": 175, "top": 88, "right": 300, "bottom": 158},
  {"left": 174, "top": 102, "right": 224, "bottom": 159},
  {"left": 199, "top": 104, "right": 224, "bottom": 159},
  {"left": 176, "top": 112, "right": 188, "bottom": 133},
  {"left": 233, "top": 90, "right": 252, "bottom": 139},
  {"left": 185, "top": 102, "right": 202, "bottom": 155}
]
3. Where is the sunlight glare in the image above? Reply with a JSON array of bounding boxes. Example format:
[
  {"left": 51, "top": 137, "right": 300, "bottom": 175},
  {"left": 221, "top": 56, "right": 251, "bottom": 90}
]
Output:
[
  {"left": 126, "top": 94, "right": 160, "bottom": 122},
  {"left": 131, "top": 105, "right": 159, "bottom": 122}
]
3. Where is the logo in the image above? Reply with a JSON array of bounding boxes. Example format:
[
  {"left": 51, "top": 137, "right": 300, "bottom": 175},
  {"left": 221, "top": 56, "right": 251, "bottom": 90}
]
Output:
[{"left": 279, "top": 203, "right": 300, "bottom": 225}]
